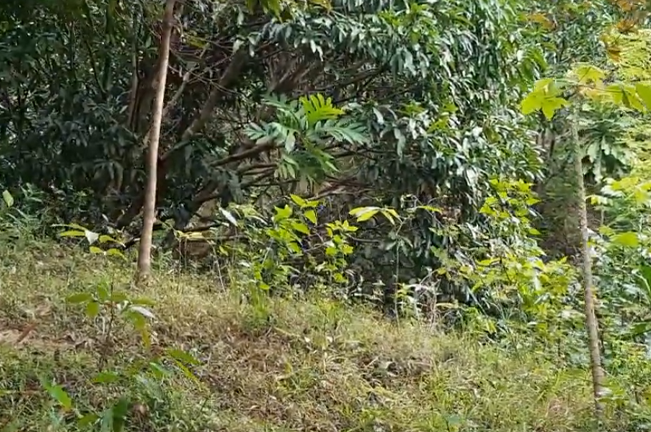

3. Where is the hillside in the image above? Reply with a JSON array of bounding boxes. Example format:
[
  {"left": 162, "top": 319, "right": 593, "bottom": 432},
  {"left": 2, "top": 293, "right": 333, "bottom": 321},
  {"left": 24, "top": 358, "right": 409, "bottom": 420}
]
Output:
[{"left": 0, "top": 243, "right": 607, "bottom": 431}]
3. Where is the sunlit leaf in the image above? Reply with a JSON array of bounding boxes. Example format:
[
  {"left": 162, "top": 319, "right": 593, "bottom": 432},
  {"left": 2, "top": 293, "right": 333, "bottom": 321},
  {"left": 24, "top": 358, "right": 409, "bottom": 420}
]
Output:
[
  {"left": 59, "top": 230, "right": 86, "bottom": 238},
  {"left": 636, "top": 83, "right": 651, "bottom": 110},
  {"left": 304, "top": 209, "right": 317, "bottom": 224},
  {"left": 611, "top": 231, "right": 639, "bottom": 247},
  {"left": 290, "top": 194, "right": 307, "bottom": 207},
  {"left": 571, "top": 63, "right": 606, "bottom": 85},
  {"left": 291, "top": 221, "right": 310, "bottom": 234},
  {"left": 220, "top": 208, "right": 238, "bottom": 226},
  {"left": 45, "top": 384, "right": 73, "bottom": 411},
  {"left": 2, "top": 190, "right": 14, "bottom": 207}
]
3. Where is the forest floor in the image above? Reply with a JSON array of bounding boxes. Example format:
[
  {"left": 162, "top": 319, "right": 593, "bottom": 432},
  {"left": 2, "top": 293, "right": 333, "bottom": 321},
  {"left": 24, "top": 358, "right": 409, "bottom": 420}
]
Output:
[{"left": 0, "top": 242, "right": 605, "bottom": 431}]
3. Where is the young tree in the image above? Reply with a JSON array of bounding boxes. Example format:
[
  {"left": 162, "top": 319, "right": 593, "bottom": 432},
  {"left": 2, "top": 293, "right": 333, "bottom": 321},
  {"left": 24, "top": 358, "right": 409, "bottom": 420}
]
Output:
[
  {"left": 136, "top": 0, "right": 177, "bottom": 283},
  {"left": 571, "top": 117, "right": 606, "bottom": 413}
]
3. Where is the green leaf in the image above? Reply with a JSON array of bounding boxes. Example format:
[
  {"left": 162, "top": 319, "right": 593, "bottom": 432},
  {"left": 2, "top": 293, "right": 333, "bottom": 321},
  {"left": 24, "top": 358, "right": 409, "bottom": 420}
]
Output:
[
  {"left": 2, "top": 190, "right": 14, "bottom": 207},
  {"left": 611, "top": 232, "right": 639, "bottom": 247},
  {"left": 126, "top": 310, "right": 147, "bottom": 330},
  {"left": 101, "top": 407, "right": 113, "bottom": 432},
  {"left": 45, "top": 384, "right": 73, "bottom": 411},
  {"left": 533, "top": 78, "right": 554, "bottom": 91},
  {"left": 636, "top": 83, "right": 651, "bottom": 110},
  {"left": 98, "top": 235, "right": 120, "bottom": 245},
  {"left": 106, "top": 248, "right": 126, "bottom": 260},
  {"left": 171, "top": 359, "right": 201, "bottom": 385},
  {"left": 300, "top": 94, "right": 344, "bottom": 125},
  {"left": 273, "top": 205, "right": 293, "bottom": 221},
  {"left": 380, "top": 210, "right": 396, "bottom": 225},
  {"left": 111, "top": 398, "right": 130, "bottom": 432},
  {"left": 131, "top": 297, "right": 156, "bottom": 306},
  {"left": 96, "top": 284, "right": 110, "bottom": 302},
  {"left": 290, "top": 194, "right": 307, "bottom": 207},
  {"left": 571, "top": 63, "right": 605, "bottom": 85},
  {"left": 167, "top": 348, "right": 201, "bottom": 365},
  {"left": 149, "top": 362, "right": 173, "bottom": 378},
  {"left": 304, "top": 209, "right": 317, "bottom": 224},
  {"left": 77, "top": 413, "right": 99, "bottom": 427},
  {"left": 291, "top": 221, "right": 310, "bottom": 235},
  {"left": 349, "top": 207, "right": 380, "bottom": 222},
  {"left": 86, "top": 301, "right": 100, "bottom": 318},
  {"left": 66, "top": 293, "right": 92, "bottom": 304},
  {"left": 59, "top": 230, "right": 87, "bottom": 238},
  {"left": 541, "top": 97, "right": 569, "bottom": 120},
  {"left": 520, "top": 92, "right": 542, "bottom": 115},
  {"left": 109, "top": 292, "right": 128, "bottom": 303},
  {"left": 89, "top": 246, "right": 104, "bottom": 254},
  {"left": 92, "top": 372, "right": 120, "bottom": 384},
  {"left": 284, "top": 131, "right": 296, "bottom": 152}
]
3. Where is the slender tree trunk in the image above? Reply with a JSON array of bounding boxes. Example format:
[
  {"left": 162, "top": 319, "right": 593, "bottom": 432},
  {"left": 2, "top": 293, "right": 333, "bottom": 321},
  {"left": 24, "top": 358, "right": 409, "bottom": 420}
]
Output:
[
  {"left": 136, "top": 0, "right": 176, "bottom": 283},
  {"left": 572, "top": 121, "right": 605, "bottom": 415}
]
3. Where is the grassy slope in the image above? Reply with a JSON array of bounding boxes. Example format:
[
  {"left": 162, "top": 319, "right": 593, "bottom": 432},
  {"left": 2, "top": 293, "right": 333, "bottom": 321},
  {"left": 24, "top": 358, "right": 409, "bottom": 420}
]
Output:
[{"left": 0, "top": 243, "right": 601, "bottom": 431}]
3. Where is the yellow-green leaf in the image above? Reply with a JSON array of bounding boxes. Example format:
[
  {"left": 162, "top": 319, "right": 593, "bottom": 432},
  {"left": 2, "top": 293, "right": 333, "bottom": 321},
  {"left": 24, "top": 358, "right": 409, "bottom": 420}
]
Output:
[
  {"left": 349, "top": 206, "right": 380, "bottom": 219},
  {"left": 86, "top": 301, "right": 100, "bottom": 318},
  {"left": 59, "top": 230, "right": 86, "bottom": 238},
  {"left": 45, "top": 384, "right": 73, "bottom": 411},
  {"left": 66, "top": 292, "right": 92, "bottom": 304},
  {"left": 291, "top": 221, "right": 310, "bottom": 235},
  {"left": 2, "top": 190, "right": 14, "bottom": 207},
  {"left": 274, "top": 205, "right": 293, "bottom": 221},
  {"left": 355, "top": 209, "right": 379, "bottom": 222},
  {"left": 611, "top": 231, "right": 639, "bottom": 247},
  {"left": 541, "top": 97, "right": 569, "bottom": 120},
  {"left": 571, "top": 63, "right": 606, "bottom": 85},
  {"left": 290, "top": 194, "right": 307, "bottom": 207},
  {"left": 636, "top": 83, "right": 651, "bottom": 110},
  {"left": 304, "top": 209, "right": 317, "bottom": 224},
  {"left": 520, "top": 92, "right": 542, "bottom": 115},
  {"left": 106, "top": 248, "right": 127, "bottom": 260},
  {"left": 381, "top": 210, "right": 396, "bottom": 225}
]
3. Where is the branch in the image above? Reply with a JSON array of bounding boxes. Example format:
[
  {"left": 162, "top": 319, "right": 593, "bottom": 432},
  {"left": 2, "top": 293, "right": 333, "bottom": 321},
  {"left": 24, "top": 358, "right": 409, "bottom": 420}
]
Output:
[
  {"left": 213, "top": 142, "right": 276, "bottom": 167},
  {"left": 161, "top": 49, "right": 249, "bottom": 161}
]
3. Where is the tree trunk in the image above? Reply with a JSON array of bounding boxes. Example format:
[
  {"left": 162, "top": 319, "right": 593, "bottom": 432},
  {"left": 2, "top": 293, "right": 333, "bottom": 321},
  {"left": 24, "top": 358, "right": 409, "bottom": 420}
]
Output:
[
  {"left": 136, "top": 0, "right": 176, "bottom": 283},
  {"left": 572, "top": 121, "right": 605, "bottom": 415}
]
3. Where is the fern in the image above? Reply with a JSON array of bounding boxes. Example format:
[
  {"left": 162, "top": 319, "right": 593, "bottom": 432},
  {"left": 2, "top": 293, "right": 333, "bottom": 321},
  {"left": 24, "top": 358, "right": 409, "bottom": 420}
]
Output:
[
  {"left": 299, "top": 94, "right": 345, "bottom": 125},
  {"left": 313, "top": 119, "right": 369, "bottom": 144},
  {"left": 246, "top": 93, "right": 369, "bottom": 155}
]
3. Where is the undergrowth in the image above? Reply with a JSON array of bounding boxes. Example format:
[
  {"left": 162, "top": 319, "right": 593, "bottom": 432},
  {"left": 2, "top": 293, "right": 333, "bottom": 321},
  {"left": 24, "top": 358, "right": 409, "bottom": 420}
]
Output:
[{"left": 0, "top": 242, "right": 624, "bottom": 431}]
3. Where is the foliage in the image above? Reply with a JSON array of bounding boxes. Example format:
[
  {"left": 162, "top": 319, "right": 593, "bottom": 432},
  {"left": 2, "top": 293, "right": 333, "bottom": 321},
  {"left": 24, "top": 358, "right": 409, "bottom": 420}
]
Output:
[{"left": 5, "top": 0, "right": 651, "bottom": 427}]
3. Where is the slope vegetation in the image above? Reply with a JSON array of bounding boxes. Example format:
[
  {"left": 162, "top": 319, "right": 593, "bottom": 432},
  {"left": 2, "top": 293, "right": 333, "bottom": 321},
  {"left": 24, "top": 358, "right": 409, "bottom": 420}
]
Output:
[{"left": 0, "top": 243, "right": 603, "bottom": 431}]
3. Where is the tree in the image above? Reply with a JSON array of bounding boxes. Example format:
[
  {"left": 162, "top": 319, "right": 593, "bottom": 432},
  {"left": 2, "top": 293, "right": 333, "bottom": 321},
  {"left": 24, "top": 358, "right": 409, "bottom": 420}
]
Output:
[
  {"left": 571, "top": 116, "right": 606, "bottom": 413},
  {"left": 136, "top": 0, "right": 177, "bottom": 282}
]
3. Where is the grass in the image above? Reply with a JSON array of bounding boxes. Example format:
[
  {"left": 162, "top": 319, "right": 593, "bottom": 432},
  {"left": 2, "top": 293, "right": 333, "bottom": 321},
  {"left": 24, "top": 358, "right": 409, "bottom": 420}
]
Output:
[{"left": 0, "top": 241, "right": 629, "bottom": 431}]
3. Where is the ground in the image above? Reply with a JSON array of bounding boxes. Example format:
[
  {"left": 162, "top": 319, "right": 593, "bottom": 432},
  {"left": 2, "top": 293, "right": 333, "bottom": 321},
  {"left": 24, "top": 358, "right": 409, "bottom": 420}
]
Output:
[{"left": 0, "top": 242, "right": 608, "bottom": 431}]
